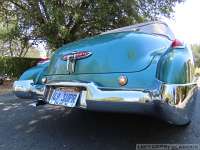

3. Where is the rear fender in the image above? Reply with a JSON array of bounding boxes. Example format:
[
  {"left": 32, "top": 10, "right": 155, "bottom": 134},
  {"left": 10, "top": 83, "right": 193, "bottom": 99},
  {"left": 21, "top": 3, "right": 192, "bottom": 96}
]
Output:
[
  {"left": 156, "top": 46, "right": 195, "bottom": 84},
  {"left": 19, "top": 63, "right": 49, "bottom": 84}
]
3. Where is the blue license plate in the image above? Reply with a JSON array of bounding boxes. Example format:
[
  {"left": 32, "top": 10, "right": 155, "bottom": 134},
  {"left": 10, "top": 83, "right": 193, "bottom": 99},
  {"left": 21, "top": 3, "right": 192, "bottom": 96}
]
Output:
[{"left": 49, "top": 90, "right": 80, "bottom": 107}]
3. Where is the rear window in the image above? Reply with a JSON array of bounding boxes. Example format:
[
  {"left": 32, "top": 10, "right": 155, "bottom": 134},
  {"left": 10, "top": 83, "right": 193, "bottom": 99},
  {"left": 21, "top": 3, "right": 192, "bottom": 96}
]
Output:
[{"left": 102, "top": 21, "right": 175, "bottom": 40}]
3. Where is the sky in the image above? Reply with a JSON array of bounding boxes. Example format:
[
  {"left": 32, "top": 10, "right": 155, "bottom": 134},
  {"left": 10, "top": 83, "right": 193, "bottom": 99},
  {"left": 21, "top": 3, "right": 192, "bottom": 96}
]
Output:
[{"left": 163, "top": 0, "right": 200, "bottom": 45}]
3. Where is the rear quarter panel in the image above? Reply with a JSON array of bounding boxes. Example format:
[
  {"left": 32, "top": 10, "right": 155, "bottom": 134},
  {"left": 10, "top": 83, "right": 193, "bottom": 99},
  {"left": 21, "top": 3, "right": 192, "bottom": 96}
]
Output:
[{"left": 157, "top": 46, "right": 195, "bottom": 84}]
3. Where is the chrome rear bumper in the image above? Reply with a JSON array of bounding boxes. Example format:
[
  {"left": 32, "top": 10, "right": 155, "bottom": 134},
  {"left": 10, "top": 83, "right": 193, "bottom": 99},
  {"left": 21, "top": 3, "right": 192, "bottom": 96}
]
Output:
[
  {"left": 44, "top": 81, "right": 198, "bottom": 125},
  {"left": 13, "top": 79, "right": 198, "bottom": 125}
]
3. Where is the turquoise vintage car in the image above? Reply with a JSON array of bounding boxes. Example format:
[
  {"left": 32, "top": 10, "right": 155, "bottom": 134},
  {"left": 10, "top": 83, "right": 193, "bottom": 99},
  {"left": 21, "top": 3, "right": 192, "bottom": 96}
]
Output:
[{"left": 13, "top": 21, "right": 198, "bottom": 125}]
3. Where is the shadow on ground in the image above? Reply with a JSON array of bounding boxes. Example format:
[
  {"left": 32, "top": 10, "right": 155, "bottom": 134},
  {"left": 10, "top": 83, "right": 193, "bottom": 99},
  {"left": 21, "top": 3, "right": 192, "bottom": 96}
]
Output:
[{"left": 0, "top": 93, "right": 200, "bottom": 150}]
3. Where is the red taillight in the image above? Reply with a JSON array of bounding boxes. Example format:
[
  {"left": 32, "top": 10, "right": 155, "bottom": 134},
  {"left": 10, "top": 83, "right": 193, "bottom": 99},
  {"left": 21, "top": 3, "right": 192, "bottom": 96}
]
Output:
[
  {"left": 171, "top": 39, "right": 183, "bottom": 48},
  {"left": 37, "top": 58, "right": 49, "bottom": 65}
]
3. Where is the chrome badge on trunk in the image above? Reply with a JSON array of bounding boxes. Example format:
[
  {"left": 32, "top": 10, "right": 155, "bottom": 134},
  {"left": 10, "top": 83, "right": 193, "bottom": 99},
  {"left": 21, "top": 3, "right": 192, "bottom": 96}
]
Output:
[{"left": 62, "top": 51, "right": 92, "bottom": 73}]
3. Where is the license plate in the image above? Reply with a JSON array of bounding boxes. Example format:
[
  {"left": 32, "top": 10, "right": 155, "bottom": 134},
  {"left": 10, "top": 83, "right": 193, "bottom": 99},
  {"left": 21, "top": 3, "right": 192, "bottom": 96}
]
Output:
[{"left": 49, "top": 90, "right": 80, "bottom": 107}]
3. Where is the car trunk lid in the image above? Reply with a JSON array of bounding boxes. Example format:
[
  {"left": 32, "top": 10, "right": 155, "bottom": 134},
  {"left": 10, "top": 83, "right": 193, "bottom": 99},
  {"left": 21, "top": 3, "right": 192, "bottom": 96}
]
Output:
[{"left": 48, "top": 32, "right": 170, "bottom": 75}]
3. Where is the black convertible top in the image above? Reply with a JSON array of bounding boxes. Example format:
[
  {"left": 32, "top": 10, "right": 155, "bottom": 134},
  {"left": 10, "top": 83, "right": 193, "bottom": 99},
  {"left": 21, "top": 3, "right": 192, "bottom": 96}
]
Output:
[{"left": 102, "top": 21, "right": 175, "bottom": 40}]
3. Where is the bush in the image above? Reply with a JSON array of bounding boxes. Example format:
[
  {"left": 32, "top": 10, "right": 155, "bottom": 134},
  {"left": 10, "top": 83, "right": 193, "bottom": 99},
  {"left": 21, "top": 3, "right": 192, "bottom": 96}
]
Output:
[{"left": 0, "top": 57, "right": 39, "bottom": 78}]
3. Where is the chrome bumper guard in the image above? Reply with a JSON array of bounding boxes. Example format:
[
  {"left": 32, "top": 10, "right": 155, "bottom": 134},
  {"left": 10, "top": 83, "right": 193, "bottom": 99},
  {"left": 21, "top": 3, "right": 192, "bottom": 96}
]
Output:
[{"left": 13, "top": 80, "right": 45, "bottom": 100}]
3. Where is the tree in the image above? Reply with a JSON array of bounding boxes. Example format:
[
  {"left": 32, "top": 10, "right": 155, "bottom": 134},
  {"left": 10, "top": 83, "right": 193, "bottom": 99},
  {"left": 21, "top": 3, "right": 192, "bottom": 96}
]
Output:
[
  {"left": 0, "top": 24, "right": 33, "bottom": 57},
  {"left": 0, "top": 0, "right": 184, "bottom": 52},
  {"left": 0, "top": 9, "right": 34, "bottom": 57}
]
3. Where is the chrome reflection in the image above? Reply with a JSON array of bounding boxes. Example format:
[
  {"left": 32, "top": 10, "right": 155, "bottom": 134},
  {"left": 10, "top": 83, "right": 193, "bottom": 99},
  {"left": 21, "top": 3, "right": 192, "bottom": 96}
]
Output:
[
  {"left": 45, "top": 81, "right": 152, "bottom": 104},
  {"left": 160, "top": 82, "right": 198, "bottom": 108},
  {"left": 13, "top": 80, "right": 45, "bottom": 99}
]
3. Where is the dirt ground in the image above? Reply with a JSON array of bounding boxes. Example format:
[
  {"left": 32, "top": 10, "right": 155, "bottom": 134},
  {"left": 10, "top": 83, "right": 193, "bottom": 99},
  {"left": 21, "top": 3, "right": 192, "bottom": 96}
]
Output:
[{"left": 0, "top": 80, "right": 13, "bottom": 94}]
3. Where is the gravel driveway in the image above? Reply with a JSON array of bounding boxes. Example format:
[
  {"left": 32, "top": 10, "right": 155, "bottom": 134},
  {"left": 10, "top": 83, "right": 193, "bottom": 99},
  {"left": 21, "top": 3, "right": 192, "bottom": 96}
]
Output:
[{"left": 0, "top": 91, "right": 200, "bottom": 150}]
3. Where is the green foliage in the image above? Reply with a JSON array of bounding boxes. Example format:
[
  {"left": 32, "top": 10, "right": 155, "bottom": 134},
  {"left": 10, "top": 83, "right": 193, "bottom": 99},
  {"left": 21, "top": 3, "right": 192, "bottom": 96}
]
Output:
[
  {"left": 0, "top": 16, "right": 32, "bottom": 57},
  {"left": 191, "top": 44, "right": 200, "bottom": 67},
  {"left": 0, "top": 57, "right": 39, "bottom": 78},
  {"left": 0, "top": 0, "right": 184, "bottom": 51}
]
